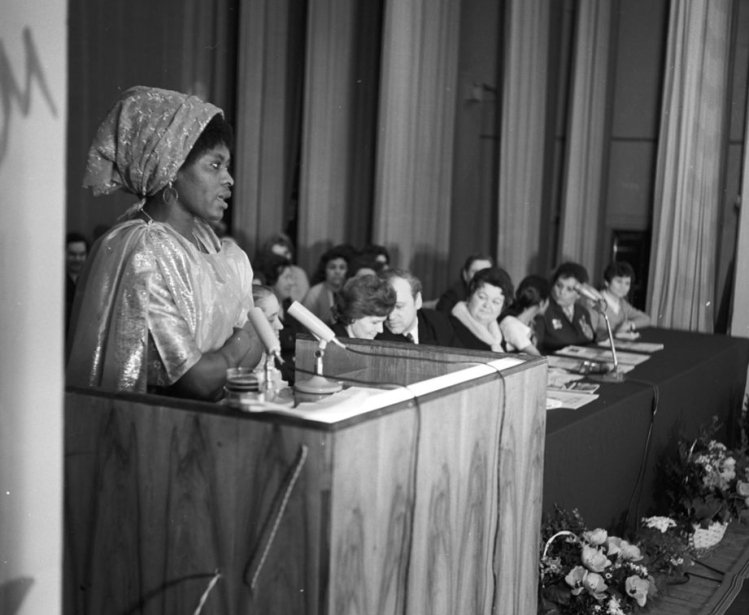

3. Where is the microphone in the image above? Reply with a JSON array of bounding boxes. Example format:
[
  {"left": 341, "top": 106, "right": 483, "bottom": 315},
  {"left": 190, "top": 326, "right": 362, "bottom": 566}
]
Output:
[
  {"left": 286, "top": 301, "right": 346, "bottom": 349},
  {"left": 248, "top": 307, "right": 283, "bottom": 363},
  {"left": 575, "top": 283, "right": 605, "bottom": 303}
]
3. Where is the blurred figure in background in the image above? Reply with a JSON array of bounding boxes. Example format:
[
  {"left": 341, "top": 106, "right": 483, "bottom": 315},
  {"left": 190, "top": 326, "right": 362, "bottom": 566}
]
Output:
[
  {"left": 257, "top": 232, "right": 309, "bottom": 303},
  {"left": 535, "top": 262, "right": 596, "bottom": 354},
  {"left": 377, "top": 268, "right": 460, "bottom": 347},
  {"left": 302, "top": 244, "right": 350, "bottom": 324},
  {"left": 587, "top": 261, "right": 651, "bottom": 339},
  {"left": 449, "top": 266, "right": 514, "bottom": 352},
  {"left": 436, "top": 253, "right": 495, "bottom": 314},
  {"left": 65, "top": 231, "right": 89, "bottom": 336},
  {"left": 499, "top": 274, "right": 550, "bottom": 356}
]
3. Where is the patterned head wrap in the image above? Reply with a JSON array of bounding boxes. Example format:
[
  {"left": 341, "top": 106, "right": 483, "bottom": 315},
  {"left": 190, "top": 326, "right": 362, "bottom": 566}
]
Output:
[{"left": 83, "top": 86, "right": 222, "bottom": 199}]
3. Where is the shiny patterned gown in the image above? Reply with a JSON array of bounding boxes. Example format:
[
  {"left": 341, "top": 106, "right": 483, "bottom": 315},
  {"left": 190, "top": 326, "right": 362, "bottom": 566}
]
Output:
[{"left": 66, "top": 217, "right": 253, "bottom": 393}]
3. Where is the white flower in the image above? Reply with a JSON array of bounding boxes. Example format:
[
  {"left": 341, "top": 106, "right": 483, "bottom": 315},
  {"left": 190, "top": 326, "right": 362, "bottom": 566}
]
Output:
[
  {"left": 584, "top": 528, "right": 608, "bottom": 546},
  {"left": 606, "top": 596, "right": 625, "bottom": 615},
  {"left": 643, "top": 516, "right": 676, "bottom": 533}
]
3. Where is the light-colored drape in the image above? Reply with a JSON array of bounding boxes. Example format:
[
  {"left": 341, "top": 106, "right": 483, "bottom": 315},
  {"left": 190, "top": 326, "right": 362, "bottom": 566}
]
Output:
[
  {"left": 647, "top": 0, "right": 733, "bottom": 331},
  {"left": 373, "top": 0, "right": 460, "bottom": 297},
  {"left": 296, "top": 0, "right": 357, "bottom": 270},
  {"left": 233, "top": 0, "right": 295, "bottom": 257},
  {"left": 496, "top": 0, "right": 551, "bottom": 284},
  {"left": 557, "top": 0, "right": 612, "bottom": 275},
  {"left": 731, "top": 81, "right": 749, "bottom": 338}
]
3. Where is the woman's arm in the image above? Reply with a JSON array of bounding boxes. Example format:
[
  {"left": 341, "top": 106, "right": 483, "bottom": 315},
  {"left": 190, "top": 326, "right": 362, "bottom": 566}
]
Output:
[
  {"left": 170, "top": 322, "right": 264, "bottom": 400},
  {"left": 616, "top": 299, "right": 651, "bottom": 333}
]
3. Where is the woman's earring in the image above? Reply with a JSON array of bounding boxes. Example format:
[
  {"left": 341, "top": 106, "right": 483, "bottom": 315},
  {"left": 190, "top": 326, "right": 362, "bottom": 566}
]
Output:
[{"left": 162, "top": 182, "right": 180, "bottom": 205}]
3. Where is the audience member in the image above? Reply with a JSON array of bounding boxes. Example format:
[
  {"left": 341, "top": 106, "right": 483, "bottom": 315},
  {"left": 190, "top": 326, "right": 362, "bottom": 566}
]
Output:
[
  {"left": 535, "top": 261, "right": 596, "bottom": 354},
  {"left": 251, "top": 284, "right": 291, "bottom": 386},
  {"left": 449, "top": 266, "right": 514, "bottom": 352},
  {"left": 436, "top": 253, "right": 495, "bottom": 314},
  {"left": 587, "top": 261, "right": 651, "bottom": 339},
  {"left": 258, "top": 232, "right": 310, "bottom": 302},
  {"left": 330, "top": 274, "right": 396, "bottom": 339},
  {"left": 376, "top": 268, "right": 461, "bottom": 347},
  {"left": 65, "top": 231, "right": 89, "bottom": 335},
  {"left": 302, "top": 245, "right": 350, "bottom": 324},
  {"left": 499, "top": 275, "right": 550, "bottom": 356},
  {"left": 256, "top": 254, "right": 296, "bottom": 312}
]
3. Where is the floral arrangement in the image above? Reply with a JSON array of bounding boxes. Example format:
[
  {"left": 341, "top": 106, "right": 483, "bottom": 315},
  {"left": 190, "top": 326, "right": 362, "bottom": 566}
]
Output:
[
  {"left": 539, "top": 507, "right": 656, "bottom": 615},
  {"left": 636, "top": 516, "right": 693, "bottom": 581},
  {"left": 661, "top": 417, "right": 749, "bottom": 530}
]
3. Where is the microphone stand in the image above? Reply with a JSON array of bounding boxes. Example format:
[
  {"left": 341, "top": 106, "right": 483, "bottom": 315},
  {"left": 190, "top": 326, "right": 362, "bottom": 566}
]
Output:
[
  {"left": 589, "top": 300, "right": 625, "bottom": 383},
  {"left": 294, "top": 339, "right": 343, "bottom": 399}
]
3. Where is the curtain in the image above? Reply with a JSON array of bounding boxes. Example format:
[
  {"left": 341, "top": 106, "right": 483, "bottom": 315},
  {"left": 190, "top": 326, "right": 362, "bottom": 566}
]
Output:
[
  {"left": 496, "top": 0, "right": 551, "bottom": 284},
  {"left": 373, "top": 0, "right": 460, "bottom": 297},
  {"left": 557, "top": 0, "right": 612, "bottom": 275},
  {"left": 647, "top": 0, "right": 733, "bottom": 331},
  {"left": 233, "top": 0, "right": 302, "bottom": 258},
  {"left": 296, "top": 0, "right": 358, "bottom": 270}
]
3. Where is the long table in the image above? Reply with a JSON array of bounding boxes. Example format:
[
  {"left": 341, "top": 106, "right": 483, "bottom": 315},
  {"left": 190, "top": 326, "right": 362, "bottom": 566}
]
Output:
[{"left": 543, "top": 328, "right": 749, "bottom": 530}]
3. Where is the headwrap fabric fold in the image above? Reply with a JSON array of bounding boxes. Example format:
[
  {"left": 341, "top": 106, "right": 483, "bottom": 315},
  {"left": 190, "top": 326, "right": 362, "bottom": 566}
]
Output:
[{"left": 83, "top": 85, "right": 222, "bottom": 198}]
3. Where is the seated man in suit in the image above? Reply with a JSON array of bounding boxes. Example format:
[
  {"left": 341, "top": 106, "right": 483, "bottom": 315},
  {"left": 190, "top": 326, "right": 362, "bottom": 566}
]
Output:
[{"left": 377, "top": 268, "right": 462, "bottom": 347}]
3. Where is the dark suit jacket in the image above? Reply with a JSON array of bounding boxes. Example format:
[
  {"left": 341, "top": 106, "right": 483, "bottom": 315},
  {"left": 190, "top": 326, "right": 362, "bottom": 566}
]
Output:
[{"left": 377, "top": 309, "right": 462, "bottom": 348}]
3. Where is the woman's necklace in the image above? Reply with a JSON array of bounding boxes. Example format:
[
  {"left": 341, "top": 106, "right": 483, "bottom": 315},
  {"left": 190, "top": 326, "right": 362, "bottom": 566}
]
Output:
[{"left": 140, "top": 208, "right": 155, "bottom": 223}]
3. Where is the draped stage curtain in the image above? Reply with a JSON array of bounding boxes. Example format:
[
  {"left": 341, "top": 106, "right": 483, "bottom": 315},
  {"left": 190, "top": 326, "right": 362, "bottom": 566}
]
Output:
[
  {"left": 647, "top": 0, "right": 734, "bottom": 331},
  {"left": 557, "top": 0, "right": 612, "bottom": 275},
  {"left": 233, "top": 0, "right": 305, "bottom": 257},
  {"left": 296, "top": 0, "right": 358, "bottom": 270},
  {"left": 496, "top": 0, "right": 551, "bottom": 284},
  {"left": 373, "top": 0, "right": 460, "bottom": 297}
]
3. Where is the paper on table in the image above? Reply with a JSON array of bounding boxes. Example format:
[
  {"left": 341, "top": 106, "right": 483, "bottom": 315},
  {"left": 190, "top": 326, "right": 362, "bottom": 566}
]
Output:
[
  {"left": 555, "top": 345, "right": 651, "bottom": 366},
  {"left": 547, "top": 355, "right": 636, "bottom": 374},
  {"left": 597, "top": 339, "right": 665, "bottom": 353},
  {"left": 546, "top": 388, "right": 599, "bottom": 410}
]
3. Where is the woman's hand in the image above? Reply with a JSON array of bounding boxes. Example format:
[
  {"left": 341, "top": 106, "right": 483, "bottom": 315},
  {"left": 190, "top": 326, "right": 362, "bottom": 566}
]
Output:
[{"left": 171, "top": 323, "right": 264, "bottom": 400}]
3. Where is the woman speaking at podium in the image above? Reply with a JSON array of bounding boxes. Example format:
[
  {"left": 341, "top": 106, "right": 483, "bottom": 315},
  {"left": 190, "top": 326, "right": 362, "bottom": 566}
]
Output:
[{"left": 67, "top": 86, "right": 263, "bottom": 400}]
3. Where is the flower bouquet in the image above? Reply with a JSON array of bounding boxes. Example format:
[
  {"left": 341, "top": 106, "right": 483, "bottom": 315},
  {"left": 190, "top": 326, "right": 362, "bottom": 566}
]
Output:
[
  {"left": 539, "top": 508, "right": 656, "bottom": 614},
  {"left": 636, "top": 516, "right": 693, "bottom": 584},
  {"left": 661, "top": 418, "right": 749, "bottom": 552}
]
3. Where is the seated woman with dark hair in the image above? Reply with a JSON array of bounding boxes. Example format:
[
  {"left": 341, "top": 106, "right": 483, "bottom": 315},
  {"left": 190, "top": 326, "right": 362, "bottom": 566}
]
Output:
[
  {"left": 535, "top": 261, "right": 596, "bottom": 354},
  {"left": 587, "top": 261, "right": 651, "bottom": 339},
  {"left": 256, "top": 253, "right": 296, "bottom": 312},
  {"left": 302, "top": 245, "right": 351, "bottom": 324},
  {"left": 257, "top": 232, "right": 310, "bottom": 303},
  {"left": 449, "top": 266, "right": 514, "bottom": 352},
  {"left": 330, "top": 274, "right": 397, "bottom": 339},
  {"left": 436, "top": 253, "right": 495, "bottom": 314},
  {"left": 499, "top": 275, "right": 550, "bottom": 356}
]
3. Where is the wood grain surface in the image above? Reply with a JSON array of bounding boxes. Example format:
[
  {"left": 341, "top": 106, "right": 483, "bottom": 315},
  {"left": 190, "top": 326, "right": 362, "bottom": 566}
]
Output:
[{"left": 65, "top": 339, "right": 545, "bottom": 614}]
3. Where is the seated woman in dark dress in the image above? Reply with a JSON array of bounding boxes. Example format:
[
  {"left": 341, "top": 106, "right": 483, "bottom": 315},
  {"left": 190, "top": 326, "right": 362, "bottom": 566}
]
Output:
[
  {"left": 435, "top": 253, "right": 495, "bottom": 314},
  {"left": 330, "top": 274, "right": 396, "bottom": 340},
  {"left": 449, "top": 266, "right": 514, "bottom": 352},
  {"left": 535, "top": 261, "right": 597, "bottom": 354}
]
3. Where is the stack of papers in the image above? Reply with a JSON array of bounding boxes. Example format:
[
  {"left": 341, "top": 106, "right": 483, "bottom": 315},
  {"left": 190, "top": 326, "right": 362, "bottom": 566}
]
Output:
[
  {"left": 597, "top": 339, "right": 664, "bottom": 353},
  {"left": 555, "top": 345, "right": 651, "bottom": 366}
]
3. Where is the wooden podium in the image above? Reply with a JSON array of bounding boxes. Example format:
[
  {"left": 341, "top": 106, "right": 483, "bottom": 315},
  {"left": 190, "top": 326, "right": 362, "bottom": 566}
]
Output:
[{"left": 64, "top": 338, "right": 546, "bottom": 614}]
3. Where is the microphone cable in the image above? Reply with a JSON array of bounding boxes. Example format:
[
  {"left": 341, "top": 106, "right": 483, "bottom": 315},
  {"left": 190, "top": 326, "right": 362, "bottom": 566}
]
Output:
[{"left": 620, "top": 377, "right": 660, "bottom": 534}]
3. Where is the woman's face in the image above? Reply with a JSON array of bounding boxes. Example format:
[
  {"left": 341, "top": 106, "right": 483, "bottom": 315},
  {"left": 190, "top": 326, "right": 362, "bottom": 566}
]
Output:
[
  {"left": 273, "top": 267, "right": 296, "bottom": 300},
  {"left": 174, "top": 144, "right": 233, "bottom": 224},
  {"left": 256, "top": 293, "right": 283, "bottom": 332},
  {"left": 325, "top": 258, "right": 348, "bottom": 289},
  {"left": 350, "top": 315, "right": 387, "bottom": 339},
  {"left": 606, "top": 275, "right": 631, "bottom": 300},
  {"left": 467, "top": 283, "right": 504, "bottom": 325},
  {"left": 552, "top": 276, "right": 580, "bottom": 308}
]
